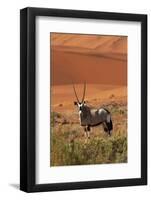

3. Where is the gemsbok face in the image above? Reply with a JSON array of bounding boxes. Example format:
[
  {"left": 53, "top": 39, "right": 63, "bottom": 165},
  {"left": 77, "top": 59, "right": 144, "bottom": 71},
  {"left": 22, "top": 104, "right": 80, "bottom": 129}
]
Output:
[
  {"left": 74, "top": 101, "right": 85, "bottom": 112},
  {"left": 73, "top": 83, "right": 113, "bottom": 138}
]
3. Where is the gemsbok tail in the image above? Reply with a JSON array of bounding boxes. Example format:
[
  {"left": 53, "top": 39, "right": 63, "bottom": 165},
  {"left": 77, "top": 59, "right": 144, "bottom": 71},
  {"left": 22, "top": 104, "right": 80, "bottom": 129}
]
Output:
[{"left": 103, "top": 109, "right": 113, "bottom": 135}]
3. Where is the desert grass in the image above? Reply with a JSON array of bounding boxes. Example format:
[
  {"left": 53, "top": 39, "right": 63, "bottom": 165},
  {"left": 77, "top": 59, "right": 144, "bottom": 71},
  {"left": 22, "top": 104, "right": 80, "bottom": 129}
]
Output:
[{"left": 50, "top": 102, "right": 127, "bottom": 166}]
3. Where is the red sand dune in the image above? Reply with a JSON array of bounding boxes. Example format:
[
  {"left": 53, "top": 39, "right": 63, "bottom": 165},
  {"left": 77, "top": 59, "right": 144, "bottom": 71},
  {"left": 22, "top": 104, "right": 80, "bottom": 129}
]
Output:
[
  {"left": 50, "top": 33, "right": 127, "bottom": 86},
  {"left": 50, "top": 33, "right": 127, "bottom": 112},
  {"left": 51, "top": 84, "right": 127, "bottom": 112}
]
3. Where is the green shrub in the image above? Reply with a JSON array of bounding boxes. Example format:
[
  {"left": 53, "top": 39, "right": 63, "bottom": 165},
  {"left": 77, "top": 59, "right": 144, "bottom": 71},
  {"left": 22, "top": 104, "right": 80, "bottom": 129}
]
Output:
[{"left": 50, "top": 131, "right": 127, "bottom": 166}]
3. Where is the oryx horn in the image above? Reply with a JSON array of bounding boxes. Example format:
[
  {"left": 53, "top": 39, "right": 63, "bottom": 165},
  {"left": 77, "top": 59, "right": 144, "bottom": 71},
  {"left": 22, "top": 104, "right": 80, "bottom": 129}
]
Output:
[
  {"left": 73, "top": 84, "right": 80, "bottom": 103},
  {"left": 81, "top": 82, "right": 86, "bottom": 103}
]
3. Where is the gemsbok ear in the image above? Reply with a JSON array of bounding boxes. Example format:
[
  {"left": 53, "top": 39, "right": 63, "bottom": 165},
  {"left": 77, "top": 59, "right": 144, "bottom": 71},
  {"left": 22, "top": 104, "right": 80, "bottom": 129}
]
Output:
[{"left": 74, "top": 101, "right": 77, "bottom": 105}]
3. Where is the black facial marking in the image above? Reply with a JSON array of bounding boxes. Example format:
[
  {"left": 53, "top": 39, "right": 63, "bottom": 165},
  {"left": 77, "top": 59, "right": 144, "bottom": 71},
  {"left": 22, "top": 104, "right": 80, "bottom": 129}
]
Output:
[{"left": 74, "top": 101, "right": 77, "bottom": 105}]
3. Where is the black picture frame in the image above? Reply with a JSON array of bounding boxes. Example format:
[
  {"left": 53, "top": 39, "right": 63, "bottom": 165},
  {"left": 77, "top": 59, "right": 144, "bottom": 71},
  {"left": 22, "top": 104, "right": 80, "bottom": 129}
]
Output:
[{"left": 20, "top": 7, "right": 147, "bottom": 192}]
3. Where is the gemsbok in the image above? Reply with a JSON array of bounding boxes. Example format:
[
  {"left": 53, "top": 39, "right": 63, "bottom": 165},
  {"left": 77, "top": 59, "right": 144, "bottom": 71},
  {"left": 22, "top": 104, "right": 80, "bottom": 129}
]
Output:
[{"left": 73, "top": 83, "right": 113, "bottom": 138}]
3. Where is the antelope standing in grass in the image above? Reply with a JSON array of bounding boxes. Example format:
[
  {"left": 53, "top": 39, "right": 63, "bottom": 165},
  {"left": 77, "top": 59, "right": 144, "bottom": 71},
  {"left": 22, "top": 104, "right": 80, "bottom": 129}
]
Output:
[{"left": 73, "top": 83, "right": 113, "bottom": 138}]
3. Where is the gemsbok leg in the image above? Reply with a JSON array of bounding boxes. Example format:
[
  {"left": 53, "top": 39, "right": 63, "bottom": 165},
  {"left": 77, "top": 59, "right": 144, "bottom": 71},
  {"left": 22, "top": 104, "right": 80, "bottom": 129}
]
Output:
[
  {"left": 84, "top": 127, "right": 87, "bottom": 138},
  {"left": 105, "top": 119, "right": 113, "bottom": 136},
  {"left": 87, "top": 126, "right": 90, "bottom": 138},
  {"left": 102, "top": 122, "right": 108, "bottom": 133},
  {"left": 84, "top": 126, "right": 90, "bottom": 138}
]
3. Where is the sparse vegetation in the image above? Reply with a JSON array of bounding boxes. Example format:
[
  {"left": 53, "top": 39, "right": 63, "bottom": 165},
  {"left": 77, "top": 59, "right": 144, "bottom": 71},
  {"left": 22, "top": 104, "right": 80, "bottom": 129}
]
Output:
[{"left": 50, "top": 102, "right": 127, "bottom": 166}]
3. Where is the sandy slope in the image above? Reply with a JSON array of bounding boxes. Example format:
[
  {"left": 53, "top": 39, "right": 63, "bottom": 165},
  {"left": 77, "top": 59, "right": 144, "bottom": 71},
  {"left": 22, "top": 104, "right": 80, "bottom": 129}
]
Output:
[
  {"left": 51, "top": 50, "right": 127, "bottom": 86},
  {"left": 50, "top": 33, "right": 127, "bottom": 112},
  {"left": 51, "top": 84, "right": 127, "bottom": 113},
  {"left": 50, "top": 33, "right": 127, "bottom": 86},
  {"left": 51, "top": 33, "right": 127, "bottom": 55}
]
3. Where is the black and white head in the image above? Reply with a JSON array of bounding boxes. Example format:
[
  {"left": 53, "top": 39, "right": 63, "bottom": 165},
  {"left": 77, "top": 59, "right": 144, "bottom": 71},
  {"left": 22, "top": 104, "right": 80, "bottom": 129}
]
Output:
[
  {"left": 74, "top": 101, "right": 87, "bottom": 112},
  {"left": 73, "top": 83, "right": 87, "bottom": 112}
]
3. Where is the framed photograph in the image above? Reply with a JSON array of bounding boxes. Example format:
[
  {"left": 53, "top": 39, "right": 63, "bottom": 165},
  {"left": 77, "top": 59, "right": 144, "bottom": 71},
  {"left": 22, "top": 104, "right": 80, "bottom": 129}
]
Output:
[{"left": 20, "top": 7, "right": 147, "bottom": 192}]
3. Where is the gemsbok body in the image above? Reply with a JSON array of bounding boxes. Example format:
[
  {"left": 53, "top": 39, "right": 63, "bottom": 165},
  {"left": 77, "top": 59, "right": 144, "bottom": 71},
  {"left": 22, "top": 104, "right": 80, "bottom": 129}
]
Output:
[{"left": 73, "top": 83, "right": 113, "bottom": 138}]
